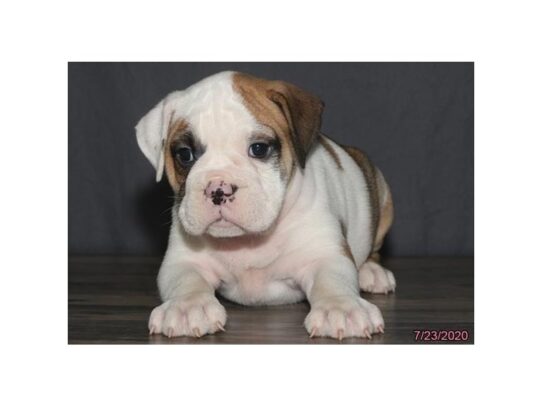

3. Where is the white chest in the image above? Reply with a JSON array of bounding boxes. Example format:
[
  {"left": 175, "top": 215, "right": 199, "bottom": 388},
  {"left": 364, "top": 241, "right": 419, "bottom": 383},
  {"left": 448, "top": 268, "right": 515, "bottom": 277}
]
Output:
[
  {"left": 217, "top": 267, "right": 304, "bottom": 306},
  {"left": 212, "top": 244, "right": 305, "bottom": 306}
]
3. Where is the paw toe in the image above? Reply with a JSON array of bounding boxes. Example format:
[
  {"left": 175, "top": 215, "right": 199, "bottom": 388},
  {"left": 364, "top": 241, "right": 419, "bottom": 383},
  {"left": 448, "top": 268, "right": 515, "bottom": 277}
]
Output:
[
  {"left": 148, "top": 298, "right": 227, "bottom": 338},
  {"left": 306, "top": 297, "right": 384, "bottom": 340},
  {"left": 359, "top": 261, "right": 396, "bottom": 294}
]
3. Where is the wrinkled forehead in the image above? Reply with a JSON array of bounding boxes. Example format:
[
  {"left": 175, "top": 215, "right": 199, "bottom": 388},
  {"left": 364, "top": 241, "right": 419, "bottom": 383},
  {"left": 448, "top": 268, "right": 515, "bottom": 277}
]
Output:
[{"left": 167, "top": 72, "right": 259, "bottom": 144}]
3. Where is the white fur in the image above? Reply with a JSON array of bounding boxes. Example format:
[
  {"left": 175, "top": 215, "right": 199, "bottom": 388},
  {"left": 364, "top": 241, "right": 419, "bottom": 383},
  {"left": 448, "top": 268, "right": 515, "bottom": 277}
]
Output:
[
  {"left": 138, "top": 72, "right": 394, "bottom": 339},
  {"left": 359, "top": 261, "right": 396, "bottom": 294},
  {"left": 137, "top": 72, "right": 286, "bottom": 237}
]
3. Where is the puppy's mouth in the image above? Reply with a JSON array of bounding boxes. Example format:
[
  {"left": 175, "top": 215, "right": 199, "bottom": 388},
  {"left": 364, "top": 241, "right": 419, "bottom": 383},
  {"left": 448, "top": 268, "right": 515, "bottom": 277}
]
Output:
[
  {"left": 210, "top": 218, "right": 238, "bottom": 229},
  {"left": 203, "top": 209, "right": 248, "bottom": 238},
  {"left": 207, "top": 207, "right": 245, "bottom": 230}
]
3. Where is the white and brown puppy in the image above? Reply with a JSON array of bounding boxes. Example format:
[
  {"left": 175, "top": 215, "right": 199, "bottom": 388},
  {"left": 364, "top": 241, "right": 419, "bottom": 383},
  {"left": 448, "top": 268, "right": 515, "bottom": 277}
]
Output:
[{"left": 136, "top": 71, "right": 395, "bottom": 340}]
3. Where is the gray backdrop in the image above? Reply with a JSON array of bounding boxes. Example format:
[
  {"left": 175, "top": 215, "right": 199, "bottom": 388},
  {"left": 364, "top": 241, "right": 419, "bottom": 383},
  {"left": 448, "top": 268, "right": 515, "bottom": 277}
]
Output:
[{"left": 68, "top": 63, "right": 473, "bottom": 257}]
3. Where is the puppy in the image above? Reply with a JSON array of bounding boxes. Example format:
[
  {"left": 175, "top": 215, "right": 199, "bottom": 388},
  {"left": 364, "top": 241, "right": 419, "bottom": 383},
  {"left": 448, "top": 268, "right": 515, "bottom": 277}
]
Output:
[{"left": 136, "top": 71, "right": 395, "bottom": 339}]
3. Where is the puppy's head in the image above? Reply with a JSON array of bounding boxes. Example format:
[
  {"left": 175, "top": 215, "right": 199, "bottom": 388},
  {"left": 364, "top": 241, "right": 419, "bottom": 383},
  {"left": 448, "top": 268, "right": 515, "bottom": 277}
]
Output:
[{"left": 135, "top": 71, "right": 323, "bottom": 238}]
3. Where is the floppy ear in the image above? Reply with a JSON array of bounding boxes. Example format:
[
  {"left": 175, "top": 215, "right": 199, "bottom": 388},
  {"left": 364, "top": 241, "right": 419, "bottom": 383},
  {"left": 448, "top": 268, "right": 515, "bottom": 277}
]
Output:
[
  {"left": 266, "top": 82, "right": 324, "bottom": 168},
  {"left": 135, "top": 99, "right": 172, "bottom": 182}
]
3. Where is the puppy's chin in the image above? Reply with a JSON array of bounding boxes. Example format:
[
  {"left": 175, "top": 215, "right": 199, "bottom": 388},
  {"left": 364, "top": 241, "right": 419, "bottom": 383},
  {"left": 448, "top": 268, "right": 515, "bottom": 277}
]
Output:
[
  {"left": 183, "top": 216, "right": 278, "bottom": 239},
  {"left": 206, "top": 220, "right": 246, "bottom": 238}
]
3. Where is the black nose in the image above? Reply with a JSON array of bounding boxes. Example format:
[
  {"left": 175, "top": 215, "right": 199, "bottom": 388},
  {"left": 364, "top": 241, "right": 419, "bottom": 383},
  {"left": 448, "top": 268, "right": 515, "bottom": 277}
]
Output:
[
  {"left": 205, "top": 180, "right": 238, "bottom": 205},
  {"left": 211, "top": 188, "right": 225, "bottom": 205}
]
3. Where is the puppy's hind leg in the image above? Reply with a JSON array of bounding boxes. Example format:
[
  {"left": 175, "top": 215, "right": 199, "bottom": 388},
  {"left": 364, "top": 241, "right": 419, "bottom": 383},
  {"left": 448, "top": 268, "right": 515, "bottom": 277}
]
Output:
[
  {"left": 358, "top": 257, "right": 396, "bottom": 294},
  {"left": 358, "top": 170, "right": 396, "bottom": 294}
]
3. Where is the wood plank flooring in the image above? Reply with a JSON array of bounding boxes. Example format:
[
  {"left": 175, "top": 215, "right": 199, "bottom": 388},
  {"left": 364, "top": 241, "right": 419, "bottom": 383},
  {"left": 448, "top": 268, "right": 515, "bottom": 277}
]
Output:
[{"left": 68, "top": 257, "right": 474, "bottom": 344}]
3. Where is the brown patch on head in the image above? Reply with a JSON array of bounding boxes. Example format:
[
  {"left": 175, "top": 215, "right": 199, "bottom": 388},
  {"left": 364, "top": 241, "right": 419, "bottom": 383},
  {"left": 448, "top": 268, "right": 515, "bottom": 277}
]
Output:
[
  {"left": 164, "top": 119, "right": 192, "bottom": 197},
  {"left": 341, "top": 145, "right": 380, "bottom": 248},
  {"left": 319, "top": 135, "right": 343, "bottom": 170},
  {"left": 232, "top": 72, "right": 324, "bottom": 180}
]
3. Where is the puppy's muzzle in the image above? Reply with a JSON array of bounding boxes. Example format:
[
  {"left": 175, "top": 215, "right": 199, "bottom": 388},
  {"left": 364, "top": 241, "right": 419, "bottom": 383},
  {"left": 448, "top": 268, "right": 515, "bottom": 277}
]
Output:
[{"left": 205, "top": 179, "right": 238, "bottom": 206}]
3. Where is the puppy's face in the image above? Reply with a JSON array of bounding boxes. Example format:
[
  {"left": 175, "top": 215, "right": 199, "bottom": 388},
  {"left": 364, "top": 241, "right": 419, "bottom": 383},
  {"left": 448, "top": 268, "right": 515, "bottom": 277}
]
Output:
[{"left": 136, "top": 72, "right": 323, "bottom": 238}]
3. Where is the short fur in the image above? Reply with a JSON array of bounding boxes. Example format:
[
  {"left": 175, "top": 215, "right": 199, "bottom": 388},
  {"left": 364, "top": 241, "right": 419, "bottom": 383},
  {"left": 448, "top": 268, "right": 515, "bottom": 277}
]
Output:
[{"left": 136, "top": 71, "right": 396, "bottom": 339}]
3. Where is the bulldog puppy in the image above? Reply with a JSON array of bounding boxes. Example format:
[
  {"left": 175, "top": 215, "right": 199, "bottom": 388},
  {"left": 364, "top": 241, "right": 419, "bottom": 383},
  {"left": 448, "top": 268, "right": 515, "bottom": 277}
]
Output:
[{"left": 136, "top": 71, "right": 395, "bottom": 340}]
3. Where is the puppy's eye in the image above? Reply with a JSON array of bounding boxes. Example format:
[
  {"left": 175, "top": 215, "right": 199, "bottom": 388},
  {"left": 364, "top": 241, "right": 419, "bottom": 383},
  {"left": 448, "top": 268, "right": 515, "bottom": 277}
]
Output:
[
  {"left": 174, "top": 147, "right": 195, "bottom": 165},
  {"left": 248, "top": 143, "right": 271, "bottom": 159}
]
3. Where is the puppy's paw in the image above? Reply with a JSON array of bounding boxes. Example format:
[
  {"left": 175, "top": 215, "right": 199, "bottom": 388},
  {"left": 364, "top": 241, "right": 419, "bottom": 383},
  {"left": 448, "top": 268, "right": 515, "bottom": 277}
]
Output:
[
  {"left": 358, "top": 261, "right": 396, "bottom": 294},
  {"left": 148, "top": 294, "right": 227, "bottom": 338},
  {"left": 304, "top": 296, "right": 384, "bottom": 340}
]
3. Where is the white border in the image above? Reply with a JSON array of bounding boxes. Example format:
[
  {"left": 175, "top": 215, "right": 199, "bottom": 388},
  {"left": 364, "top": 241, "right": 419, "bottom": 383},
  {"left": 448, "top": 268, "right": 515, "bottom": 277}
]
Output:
[{"left": 2, "top": 1, "right": 541, "bottom": 405}]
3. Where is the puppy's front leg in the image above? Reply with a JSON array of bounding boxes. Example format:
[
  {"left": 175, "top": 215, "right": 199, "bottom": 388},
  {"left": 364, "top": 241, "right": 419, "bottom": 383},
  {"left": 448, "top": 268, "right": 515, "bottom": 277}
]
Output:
[
  {"left": 302, "top": 257, "right": 385, "bottom": 340},
  {"left": 148, "top": 263, "right": 226, "bottom": 338}
]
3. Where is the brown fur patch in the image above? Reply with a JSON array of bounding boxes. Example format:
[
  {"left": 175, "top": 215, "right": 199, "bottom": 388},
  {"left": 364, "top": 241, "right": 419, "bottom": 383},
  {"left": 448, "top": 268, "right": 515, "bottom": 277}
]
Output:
[
  {"left": 341, "top": 145, "right": 394, "bottom": 261},
  {"left": 164, "top": 119, "right": 191, "bottom": 196},
  {"left": 369, "top": 252, "right": 381, "bottom": 263},
  {"left": 373, "top": 188, "right": 393, "bottom": 254},
  {"left": 232, "top": 72, "right": 323, "bottom": 179},
  {"left": 319, "top": 135, "right": 343, "bottom": 170}
]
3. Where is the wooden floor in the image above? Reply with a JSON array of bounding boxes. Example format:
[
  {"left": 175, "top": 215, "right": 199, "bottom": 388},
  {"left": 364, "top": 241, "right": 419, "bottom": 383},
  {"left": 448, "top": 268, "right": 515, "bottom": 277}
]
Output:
[{"left": 68, "top": 256, "right": 474, "bottom": 344}]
